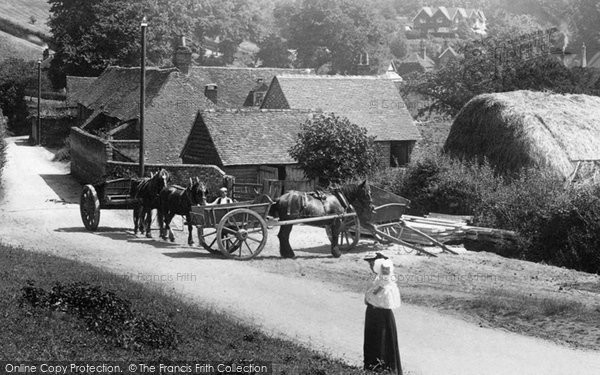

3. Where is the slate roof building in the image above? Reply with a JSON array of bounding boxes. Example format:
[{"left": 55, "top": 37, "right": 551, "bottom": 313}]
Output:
[
  {"left": 181, "top": 109, "right": 314, "bottom": 183},
  {"left": 261, "top": 75, "right": 420, "bottom": 167},
  {"left": 73, "top": 63, "right": 314, "bottom": 164},
  {"left": 66, "top": 76, "right": 96, "bottom": 106}
]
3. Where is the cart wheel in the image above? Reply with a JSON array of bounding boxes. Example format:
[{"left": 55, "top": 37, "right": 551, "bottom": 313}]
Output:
[
  {"left": 80, "top": 184, "right": 100, "bottom": 231},
  {"left": 326, "top": 215, "right": 361, "bottom": 251},
  {"left": 216, "top": 208, "right": 268, "bottom": 260},
  {"left": 200, "top": 228, "right": 241, "bottom": 255},
  {"left": 375, "top": 222, "right": 404, "bottom": 244}
]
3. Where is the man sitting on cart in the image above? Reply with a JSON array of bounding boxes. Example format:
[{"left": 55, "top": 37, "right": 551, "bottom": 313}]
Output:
[{"left": 207, "top": 187, "right": 233, "bottom": 205}]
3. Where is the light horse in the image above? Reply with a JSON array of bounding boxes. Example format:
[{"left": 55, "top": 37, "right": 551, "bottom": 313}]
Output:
[
  {"left": 159, "top": 177, "right": 208, "bottom": 245},
  {"left": 270, "top": 180, "right": 374, "bottom": 258},
  {"left": 130, "top": 168, "right": 170, "bottom": 237}
]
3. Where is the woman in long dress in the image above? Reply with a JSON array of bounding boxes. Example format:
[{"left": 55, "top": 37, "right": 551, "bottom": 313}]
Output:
[{"left": 363, "top": 252, "right": 402, "bottom": 374}]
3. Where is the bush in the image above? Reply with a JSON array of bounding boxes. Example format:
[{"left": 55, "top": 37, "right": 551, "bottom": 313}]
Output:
[
  {"left": 289, "top": 113, "right": 377, "bottom": 186},
  {"left": 21, "top": 281, "right": 178, "bottom": 350},
  {"left": 369, "top": 151, "right": 600, "bottom": 273}
]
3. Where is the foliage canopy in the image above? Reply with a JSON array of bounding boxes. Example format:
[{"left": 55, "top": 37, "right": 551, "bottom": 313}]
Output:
[{"left": 289, "top": 113, "right": 377, "bottom": 186}]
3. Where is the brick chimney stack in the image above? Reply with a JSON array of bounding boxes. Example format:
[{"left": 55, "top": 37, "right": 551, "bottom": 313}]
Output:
[
  {"left": 582, "top": 42, "right": 587, "bottom": 68},
  {"left": 173, "top": 35, "right": 192, "bottom": 74}
]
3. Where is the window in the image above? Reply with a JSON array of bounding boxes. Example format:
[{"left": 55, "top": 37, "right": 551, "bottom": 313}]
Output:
[
  {"left": 390, "top": 141, "right": 414, "bottom": 167},
  {"left": 253, "top": 91, "right": 265, "bottom": 106}
]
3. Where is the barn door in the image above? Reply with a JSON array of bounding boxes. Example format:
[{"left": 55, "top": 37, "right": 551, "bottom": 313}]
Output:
[{"left": 258, "top": 166, "right": 278, "bottom": 183}]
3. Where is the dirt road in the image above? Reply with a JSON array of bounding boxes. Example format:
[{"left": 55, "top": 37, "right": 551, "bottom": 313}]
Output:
[{"left": 1, "top": 137, "right": 599, "bottom": 375}]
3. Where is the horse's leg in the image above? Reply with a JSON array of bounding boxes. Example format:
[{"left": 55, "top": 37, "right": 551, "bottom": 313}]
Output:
[
  {"left": 186, "top": 214, "right": 195, "bottom": 246},
  {"left": 144, "top": 207, "right": 153, "bottom": 238},
  {"left": 277, "top": 224, "right": 295, "bottom": 258},
  {"left": 166, "top": 213, "right": 176, "bottom": 242},
  {"left": 133, "top": 205, "right": 140, "bottom": 234},
  {"left": 156, "top": 207, "right": 164, "bottom": 239},
  {"left": 330, "top": 218, "right": 342, "bottom": 258}
]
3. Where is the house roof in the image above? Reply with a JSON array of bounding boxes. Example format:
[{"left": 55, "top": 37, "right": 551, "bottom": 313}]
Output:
[
  {"left": 412, "top": 6, "right": 434, "bottom": 22},
  {"left": 181, "top": 109, "right": 314, "bottom": 166},
  {"left": 439, "top": 46, "right": 460, "bottom": 59},
  {"left": 588, "top": 51, "right": 600, "bottom": 68},
  {"left": 396, "top": 52, "right": 436, "bottom": 75},
  {"left": 66, "top": 76, "right": 96, "bottom": 105},
  {"left": 186, "top": 66, "right": 314, "bottom": 108},
  {"left": 77, "top": 66, "right": 180, "bottom": 122},
  {"left": 261, "top": 75, "right": 419, "bottom": 141}
]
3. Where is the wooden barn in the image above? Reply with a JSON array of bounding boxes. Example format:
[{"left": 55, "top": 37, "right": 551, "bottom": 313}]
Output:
[
  {"left": 260, "top": 75, "right": 420, "bottom": 167},
  {"left": 444, "top": 90, "right": 600, "bottom": 182},
  {"left": 180, "top": 109, "right": 314, "bottom": 186}
]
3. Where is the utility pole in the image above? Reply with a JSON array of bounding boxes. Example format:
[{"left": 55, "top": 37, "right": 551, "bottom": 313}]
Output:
[
  {"left": 37, "top": 59, "right": 41, "bottom": 145},
  {"left": 139, "top": 17, "right": 147, "bottom": 177}
]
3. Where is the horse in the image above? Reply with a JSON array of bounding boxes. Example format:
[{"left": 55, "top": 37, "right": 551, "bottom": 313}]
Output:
[
  {"left": 130, "top": 168, "right": 170, "bottom": 237},
  {"left": 270, "top": 180, "right": 374, "bottom": 258},
  {"left": 159, "top": 177, "right": 208, "bottom": 245}
]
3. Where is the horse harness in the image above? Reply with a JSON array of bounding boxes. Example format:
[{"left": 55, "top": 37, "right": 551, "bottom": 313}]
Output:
[{"left": 286, "top": 189, "right": 353, "bottom": 217}]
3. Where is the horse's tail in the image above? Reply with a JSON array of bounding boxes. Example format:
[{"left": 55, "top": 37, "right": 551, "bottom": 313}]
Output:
[{"left": 269, "top": 199, "right": 279, "bottom": 219}]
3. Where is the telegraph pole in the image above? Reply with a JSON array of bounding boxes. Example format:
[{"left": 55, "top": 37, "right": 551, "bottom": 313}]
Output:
[
  {"left": 139, "top": 17, "right": 147, "bottom": 177},
  {"left": 37, "top": 59, "right": 41, "bottom": 145}
]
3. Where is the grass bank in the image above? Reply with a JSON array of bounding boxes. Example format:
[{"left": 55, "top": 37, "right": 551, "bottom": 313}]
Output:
[{"left": 0, "top": 243, "right": 371, "bottom": 374}]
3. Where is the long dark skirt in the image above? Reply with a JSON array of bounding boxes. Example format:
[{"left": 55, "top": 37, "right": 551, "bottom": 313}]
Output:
[{"left": 364, "top": 304, "right": 402, "bottom": 374}]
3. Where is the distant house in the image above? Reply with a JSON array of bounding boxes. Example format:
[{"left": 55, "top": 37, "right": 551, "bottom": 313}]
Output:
[
  {"left": 396, "top": 50, "right": 435, "bottom": 76},
  {"left": 73, "top": 58, "right": 314, "bottom": 164},
  {"left": 412, "top": 6, "right": 486, "bottom": 37},
  {"left": 261, "top": 75, "right": 420, "bottom": 167},
  {"left": 180, "top": 109, "right": 314, "bottom": 183},
  {"left": 438, "top": 46, "right": 461, "bottom": 66}
]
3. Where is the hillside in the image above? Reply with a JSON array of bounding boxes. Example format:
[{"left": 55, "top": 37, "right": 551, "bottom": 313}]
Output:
[
  {"left": 0, "top": 30, "right": 45, "bottom": 62},
  {"left": 0, "top": 0, "right": 50, "bottom": 36}
]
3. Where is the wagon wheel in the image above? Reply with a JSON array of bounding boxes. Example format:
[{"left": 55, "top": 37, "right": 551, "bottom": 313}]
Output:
[
  {"left": 216, "top": 208, "right": 268, "bottom": 260},
  {"left": 200, "top": 228, "right": 241, "bottom": 255},
  {"left": 326, "top": 215, "right": 361, "bottom": 253},
  {"left": 80, "top": 184, "right": 100, "bottom": 231}
]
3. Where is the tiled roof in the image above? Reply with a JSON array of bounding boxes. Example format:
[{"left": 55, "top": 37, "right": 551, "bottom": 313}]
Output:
[
  {"left": 262, "top": 75, "right": 419, "bottom": 141},
  {"left": 77, "top": 66, "right": 179, "bottom": 122},
  {"left": 66, "top": 76, "right": 96, "bottom": 105},
  {"left": 439, "top": 47, "right": 459, "bottom": 59},
  {"left": 181, "top": 109, "right": 314, "bottom": 165},
  {"left": 186, "top": 66, "right": 314, "bottom": 108}
]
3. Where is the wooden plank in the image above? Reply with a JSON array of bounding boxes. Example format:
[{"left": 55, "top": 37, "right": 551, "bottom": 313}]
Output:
[{"left": 372, "top": 228, "right": 437, "bottom": 257}]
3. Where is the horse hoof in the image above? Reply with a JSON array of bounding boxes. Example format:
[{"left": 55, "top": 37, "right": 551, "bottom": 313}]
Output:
[
  {"left": 188, "top": 241, "right": 194, "bottom": 246},
  {"left": 146, "top": 233, "right": 152, "bottom": 239},
  {"left": 280, "top": 251, "right": 296, "bottom": 259},
  {"left": 169, "top": 237, "right": 175, "bottom": 242},
  {"left": 331, "top": 246, "right": 342, "bottom": 258}
]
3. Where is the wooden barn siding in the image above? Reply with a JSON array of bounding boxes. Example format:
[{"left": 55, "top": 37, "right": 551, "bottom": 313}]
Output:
[
  {"left": 70, "top": 127, "right": 111, "bottom": 184},
  {"left": 145, "top": 76, "right": 208, "bottom": 164},
  {"left": 222, "top": 165, "right": 260, "bottom": 183},
  {"left": 107, "top": 162, "right": 233, "bottom": 196},
  {"left": 376, "top": 141, "right": 391, "bottom": 167}
]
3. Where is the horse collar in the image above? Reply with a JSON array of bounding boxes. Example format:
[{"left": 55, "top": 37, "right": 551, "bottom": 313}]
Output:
[{"left": 333, "top": 189, "right": 350, "bottom": 211}]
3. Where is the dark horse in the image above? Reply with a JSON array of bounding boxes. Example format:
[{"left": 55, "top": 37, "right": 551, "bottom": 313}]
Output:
[
  {"left": 270, "top": 180, "right": 374, "bottom": 258},
  {"left": 159, "top": 177, "right": 208, "bottom": 245},
  {"left": 130, "top": 168, "right": 170, "bottom": 237}
]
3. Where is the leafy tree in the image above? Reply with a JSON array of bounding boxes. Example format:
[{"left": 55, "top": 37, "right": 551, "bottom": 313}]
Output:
[
  {"left": 289, "top": 113, "right": 377, "bottom": 185},
  {"left": 389, "top": 32, "right": 408, "bottom": 60},
  {"left": 0, "top": 58, "right": 52, "bottom": 135},
  {"left": 257, "top": 34, "right": 292, "bottom": 68},
  {"left": 276, "top": 0, "right": 386, "bottom": 74},
  {"left": 402, "top": 36, "right": 577, "bottom": 117},
  {"left": 47, "top": 0, "right": 266, "bottom": 87}
]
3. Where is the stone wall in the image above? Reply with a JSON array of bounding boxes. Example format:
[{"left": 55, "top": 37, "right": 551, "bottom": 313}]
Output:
[{"left": 70, "top": 127, "right": 111, "bottom": 184}]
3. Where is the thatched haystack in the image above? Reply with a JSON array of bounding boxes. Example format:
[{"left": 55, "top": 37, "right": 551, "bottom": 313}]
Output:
[{"left": 443, "top": 90, "right": 600, "bottom": 180}]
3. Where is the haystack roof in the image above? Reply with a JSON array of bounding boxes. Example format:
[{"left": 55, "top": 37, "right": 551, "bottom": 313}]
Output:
[
  {"left": 186, "top": 66, "right": 314, "bottom": 108},
  {"left": 261, "top": 75, "right": 419, "bottom": 141},
  {"left": 181, "top": 109, "right": 314, "bottom": 166},
  {"left": 444, "top": 90, "right": 600, "bottom": 178}
]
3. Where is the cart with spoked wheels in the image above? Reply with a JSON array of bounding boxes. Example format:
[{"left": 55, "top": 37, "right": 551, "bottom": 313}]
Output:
[{"left": 80, "top": 178, "right": 139, "bottom": 231}]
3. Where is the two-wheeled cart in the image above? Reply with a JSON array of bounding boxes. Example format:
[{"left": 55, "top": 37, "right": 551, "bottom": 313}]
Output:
[{"left": 80, "top": 178, "right": 139, "bottom": 231}]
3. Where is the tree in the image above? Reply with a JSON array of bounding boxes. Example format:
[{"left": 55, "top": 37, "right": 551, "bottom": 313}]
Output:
[
  {"left": 388, "top": 32, "right": 408, "bottom": 60},
  {"left": 276, "top": 0, "right": 386, "bottom": 74},
  {"left": 257, "top": 34, "right": 292, "bottom": 68},
  {"left": 402, "top": 36, "right": 577, "bottom": 117},
  {"left": 289, "top": 113, "right": 377, "bottom": 185},
  {"left": 0, "top": 58, "right": 52, "bottom": 135},
  {"left": 47, "top": 0, "right": 267, "bottom": 88}
]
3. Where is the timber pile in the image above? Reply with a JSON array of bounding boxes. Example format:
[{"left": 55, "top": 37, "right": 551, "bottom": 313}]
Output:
[{"left": 400, "top": 213, "right": 517, "bottom": 246}]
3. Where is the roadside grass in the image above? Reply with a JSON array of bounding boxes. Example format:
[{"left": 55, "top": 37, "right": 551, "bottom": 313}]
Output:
[{"left": 0, "top": 243, "right": 372, "bottom": 374}]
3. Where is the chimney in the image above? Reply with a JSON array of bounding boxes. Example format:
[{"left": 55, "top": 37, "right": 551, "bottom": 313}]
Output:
[
  {"left": 204, "top": 84, "right": 217, "bottom": 104},
  {"left": 173, "top": 35, "right": 192, "bottom": 74},
  {"left": 582, "top": 42, "right": 587, "bottom": 68}
]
